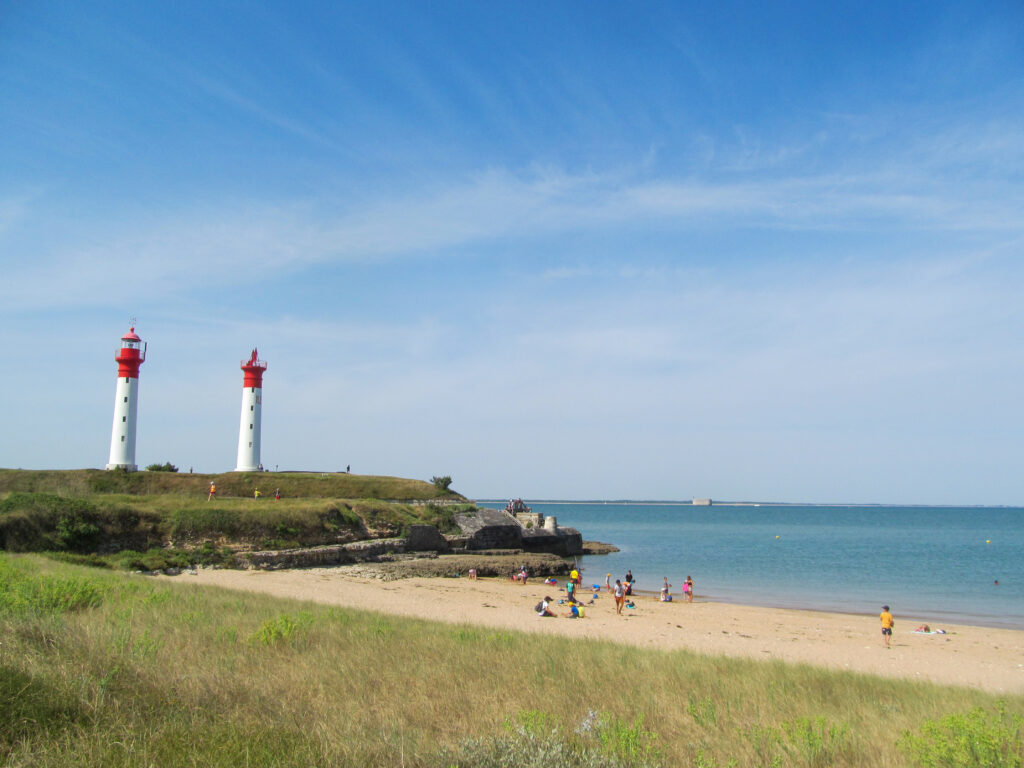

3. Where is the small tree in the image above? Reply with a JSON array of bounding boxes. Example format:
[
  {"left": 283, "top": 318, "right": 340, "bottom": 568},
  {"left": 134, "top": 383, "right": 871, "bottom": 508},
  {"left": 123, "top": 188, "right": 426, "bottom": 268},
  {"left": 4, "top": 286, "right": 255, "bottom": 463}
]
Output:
[
  {"left": 431, "top": 475, "right": 453, "bottom": 492},
  {"left": 145, "top": 462, "right": 179, "bottom": 473}
]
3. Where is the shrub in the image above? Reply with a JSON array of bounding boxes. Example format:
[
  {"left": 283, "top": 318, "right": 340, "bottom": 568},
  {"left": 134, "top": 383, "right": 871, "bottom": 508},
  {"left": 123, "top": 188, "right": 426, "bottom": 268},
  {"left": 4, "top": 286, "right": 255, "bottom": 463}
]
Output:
[
  {"left": 248, "top": 612, "right": 314, "bottom": 646},
  {"left": 431, "top": 475, "right": 453, "bottom": 492},
  {"left": 900, "top": 705, "right": 1024, "bottom": 768},
  {"left": 0, "top": 493, "right": 102, "bottom": 552},
  {"left": 145, "top": 462, "right": 179, "bottom": 473}
]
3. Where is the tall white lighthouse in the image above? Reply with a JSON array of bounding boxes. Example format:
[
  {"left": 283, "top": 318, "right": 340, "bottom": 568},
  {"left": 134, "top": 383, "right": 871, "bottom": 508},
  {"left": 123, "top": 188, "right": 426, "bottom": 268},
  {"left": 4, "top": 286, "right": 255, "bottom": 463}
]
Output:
[
  {"left": 235, "top": 348, "right": 267, "bottom": 472},
  {"left": 106, "top": 325, "right": 146, "bottom": 471}
]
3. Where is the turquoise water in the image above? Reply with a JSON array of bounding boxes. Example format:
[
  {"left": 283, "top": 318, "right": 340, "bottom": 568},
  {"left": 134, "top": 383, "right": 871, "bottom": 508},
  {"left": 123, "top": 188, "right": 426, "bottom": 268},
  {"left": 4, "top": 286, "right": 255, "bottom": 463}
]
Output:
[{"left": 499, "top": 503, "right": 1024, "bottom": 629}]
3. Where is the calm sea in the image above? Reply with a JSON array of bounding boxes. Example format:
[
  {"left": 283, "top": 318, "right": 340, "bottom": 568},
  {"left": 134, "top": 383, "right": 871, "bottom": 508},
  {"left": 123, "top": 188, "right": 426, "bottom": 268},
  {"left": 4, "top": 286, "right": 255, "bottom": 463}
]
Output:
[{"left": 483, "top": 502, "right": 1024, "bottom": 630}]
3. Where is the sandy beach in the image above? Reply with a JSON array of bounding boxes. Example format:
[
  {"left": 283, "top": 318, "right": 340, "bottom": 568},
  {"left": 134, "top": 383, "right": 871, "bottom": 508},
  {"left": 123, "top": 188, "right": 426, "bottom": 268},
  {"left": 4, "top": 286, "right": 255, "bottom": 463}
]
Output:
[{"left": 180, "top": 568, "right": 1024, "bottom": 694}]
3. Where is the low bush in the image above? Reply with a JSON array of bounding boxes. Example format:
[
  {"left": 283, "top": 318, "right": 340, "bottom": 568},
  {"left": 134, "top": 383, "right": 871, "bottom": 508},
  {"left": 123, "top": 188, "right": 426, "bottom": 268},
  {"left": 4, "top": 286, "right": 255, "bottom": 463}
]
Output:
[
  {"left": 900, "top": 705, "right": 1024, "bottom": 767},
  {"left": 145, "top": 462, "right": 178, "bottom": 473}
]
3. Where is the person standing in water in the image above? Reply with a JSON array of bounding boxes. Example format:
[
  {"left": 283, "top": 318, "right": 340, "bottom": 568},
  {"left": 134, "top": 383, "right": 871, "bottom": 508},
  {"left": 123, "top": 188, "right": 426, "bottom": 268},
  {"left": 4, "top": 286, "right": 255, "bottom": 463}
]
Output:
[{"left": 683, "top": 576, "right": 694, "bottom": 603}]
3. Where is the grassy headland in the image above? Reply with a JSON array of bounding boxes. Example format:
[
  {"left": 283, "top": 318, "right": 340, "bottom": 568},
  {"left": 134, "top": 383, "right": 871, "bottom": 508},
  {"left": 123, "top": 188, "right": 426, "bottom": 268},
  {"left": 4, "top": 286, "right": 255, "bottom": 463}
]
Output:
[
  {"left": 2, "top": 553, "right": 1022, "bottom": 767},
  {"left": 0, "top": 469, "right": 472, "bottom": 570}
]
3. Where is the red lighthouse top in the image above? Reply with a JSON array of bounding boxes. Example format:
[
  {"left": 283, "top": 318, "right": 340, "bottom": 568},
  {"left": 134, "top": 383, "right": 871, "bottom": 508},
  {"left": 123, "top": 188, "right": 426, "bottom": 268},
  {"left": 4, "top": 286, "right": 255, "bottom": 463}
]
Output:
[
  {"left": 115, "top": 326, "right": 146, "bottom": 378},
  {"left": 240, "top": 348, "right": 267, "bottom": 388}
]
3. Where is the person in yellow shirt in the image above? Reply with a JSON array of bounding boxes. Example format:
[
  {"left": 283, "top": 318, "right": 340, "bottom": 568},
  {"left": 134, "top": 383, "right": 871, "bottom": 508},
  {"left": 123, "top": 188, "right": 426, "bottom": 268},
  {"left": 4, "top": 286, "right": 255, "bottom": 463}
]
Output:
[
  {"left": 254, "top": 488, "right": 262, "bottom": 499},
  {"left": 207, "top": 482, "right": 216, "bottom": 502},
  {"left": 880, "top": 605, "right": 894, "bottom": 648}
]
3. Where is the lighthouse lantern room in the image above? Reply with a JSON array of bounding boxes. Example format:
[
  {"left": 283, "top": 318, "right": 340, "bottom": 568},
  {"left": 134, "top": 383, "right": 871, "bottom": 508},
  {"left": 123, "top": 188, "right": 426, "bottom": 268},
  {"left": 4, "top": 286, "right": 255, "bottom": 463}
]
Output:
[
  {"left": 235, "top": 348, "right": 267, "bottom": 472},
  {"left": 106, "top": 325, "right": 146, "bottom": 471}
]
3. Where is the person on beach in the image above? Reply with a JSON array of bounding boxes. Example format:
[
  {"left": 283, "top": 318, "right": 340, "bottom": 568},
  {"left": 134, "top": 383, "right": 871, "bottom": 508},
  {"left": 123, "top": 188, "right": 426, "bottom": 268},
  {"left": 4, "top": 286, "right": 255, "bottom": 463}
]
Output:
[
  {"left": 661, "top": 577, "right": 671, "bottom": 601},
  {"left": 564, "top": 602, "right": 582, "bottom": 618},
  {"left": 683, "top": 576, "right": 694, "bottom": 603},
  {"left": 570, "top": 568, "right": 579, "bottom": 587},
  {"left": 468, "top": 568, "right": 477, "bottom": 580},
  {"left": 537, "top": 597, "right": 556, "bottom": 617},
  {"left": 253, "top": 488, "right": 262, "bottom": 499},
  {"left": 613, "top": 580, "right": 625, "bottom": 615},
  {"left": 274, "top": 488, "right": 281, "bottom": 500},
  {"left": 605, "top": 573, "right": 612, "bottom": 592},
  {"left": 207, "top": 482, "right": 216, "bottom": 501},
  {"left": 566, "top": 579, "right": 576, "bottom": 603},
  {"left": 880, "top": 605, "right": 894, "bottom": 648}
]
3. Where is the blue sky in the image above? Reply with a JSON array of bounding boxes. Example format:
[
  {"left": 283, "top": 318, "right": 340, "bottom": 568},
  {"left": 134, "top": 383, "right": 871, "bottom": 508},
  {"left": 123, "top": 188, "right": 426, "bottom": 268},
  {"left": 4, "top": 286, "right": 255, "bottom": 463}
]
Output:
[{"left": 2, "top": 1, "right": 1023, "bottom": 503}]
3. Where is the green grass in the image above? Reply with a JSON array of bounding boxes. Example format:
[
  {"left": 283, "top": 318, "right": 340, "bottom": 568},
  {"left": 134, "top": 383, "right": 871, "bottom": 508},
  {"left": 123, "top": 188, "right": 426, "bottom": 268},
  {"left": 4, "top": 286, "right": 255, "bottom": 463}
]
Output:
[
  {"left": 1, "top": 553, "right": 1022, "bottom": 767},
  {"left": 0, "top": 468, "right": 465, "bottom": 502}
]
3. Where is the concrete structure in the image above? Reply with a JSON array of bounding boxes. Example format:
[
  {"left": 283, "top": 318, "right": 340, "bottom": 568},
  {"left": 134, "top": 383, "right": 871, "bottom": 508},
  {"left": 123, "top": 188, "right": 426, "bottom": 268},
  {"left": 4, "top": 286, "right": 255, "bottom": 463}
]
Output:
[
  {"left": 234, "top": 348, "right": 267, "bottom": 472},
  {"left": 106, "top": 325, "right": 146, "bottom": 471},
  {"left": 454, "top": 508, "right": 583, "bottom": 557}
]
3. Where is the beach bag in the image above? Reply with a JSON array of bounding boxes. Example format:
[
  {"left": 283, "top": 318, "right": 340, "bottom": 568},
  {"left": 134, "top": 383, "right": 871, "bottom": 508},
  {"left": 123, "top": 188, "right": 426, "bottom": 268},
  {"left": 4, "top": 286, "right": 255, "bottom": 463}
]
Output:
[{"left": 534, "top": 602, "right": 543, "bottom": 612}]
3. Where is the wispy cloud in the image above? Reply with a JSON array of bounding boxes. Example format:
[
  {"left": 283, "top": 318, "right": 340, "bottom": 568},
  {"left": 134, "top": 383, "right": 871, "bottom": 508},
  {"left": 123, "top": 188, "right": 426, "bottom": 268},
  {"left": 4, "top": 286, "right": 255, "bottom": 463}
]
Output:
[{"left": 3, "top": 117, "right": 1022, "bottom": 312}]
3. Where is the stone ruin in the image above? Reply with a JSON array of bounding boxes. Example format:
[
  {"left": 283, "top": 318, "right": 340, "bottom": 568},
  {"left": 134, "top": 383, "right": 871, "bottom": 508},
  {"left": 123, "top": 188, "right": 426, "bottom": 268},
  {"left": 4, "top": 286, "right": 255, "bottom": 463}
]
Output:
[{"left": 453, "top": 507, "right": 582, "bottom": 557}]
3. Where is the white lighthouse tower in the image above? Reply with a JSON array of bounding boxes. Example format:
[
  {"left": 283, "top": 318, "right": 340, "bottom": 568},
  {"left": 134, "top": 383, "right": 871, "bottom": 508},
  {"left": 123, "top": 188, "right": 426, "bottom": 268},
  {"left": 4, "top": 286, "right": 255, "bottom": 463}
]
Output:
[
  {"left": 106, "top": 325, "right": 146, "bottom": 471},
  {"left": 234, "top": 348, "right": 267, "bottom": 472}
]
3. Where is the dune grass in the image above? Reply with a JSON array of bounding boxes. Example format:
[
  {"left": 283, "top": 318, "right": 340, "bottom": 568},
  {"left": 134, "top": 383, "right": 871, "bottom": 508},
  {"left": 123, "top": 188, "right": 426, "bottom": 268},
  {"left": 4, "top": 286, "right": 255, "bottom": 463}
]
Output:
[{"left": 2, "top": 554, "right": 1022, "bottom": 767}]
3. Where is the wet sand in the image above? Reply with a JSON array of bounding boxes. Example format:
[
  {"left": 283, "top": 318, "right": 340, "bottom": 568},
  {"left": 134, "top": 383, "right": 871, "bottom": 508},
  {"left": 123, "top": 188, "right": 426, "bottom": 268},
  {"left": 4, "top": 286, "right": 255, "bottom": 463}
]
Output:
[{"left": 178, "top": 568, "right": 1024, "bottom": 694}]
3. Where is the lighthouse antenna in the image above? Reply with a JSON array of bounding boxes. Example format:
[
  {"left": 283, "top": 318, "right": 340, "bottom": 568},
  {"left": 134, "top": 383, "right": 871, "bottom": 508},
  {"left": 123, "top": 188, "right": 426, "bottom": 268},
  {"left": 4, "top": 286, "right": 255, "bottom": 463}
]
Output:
[{"left": 129, "top": 315, "right": 137, "bottom": 330}]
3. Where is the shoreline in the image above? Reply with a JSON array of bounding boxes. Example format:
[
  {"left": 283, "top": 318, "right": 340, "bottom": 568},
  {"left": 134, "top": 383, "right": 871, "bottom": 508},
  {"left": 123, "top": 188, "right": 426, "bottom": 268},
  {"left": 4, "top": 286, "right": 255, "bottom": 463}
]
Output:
[
  {"left": 623, "top": 586, "right": 1024, "bottom": 632},
  {"left": 173, "top": 567, "right": 1024, "bottom": 694}
]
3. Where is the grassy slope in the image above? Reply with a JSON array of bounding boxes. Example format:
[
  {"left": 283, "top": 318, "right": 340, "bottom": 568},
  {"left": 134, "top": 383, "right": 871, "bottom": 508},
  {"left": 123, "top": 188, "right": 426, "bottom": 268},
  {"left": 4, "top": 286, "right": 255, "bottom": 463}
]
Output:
[
  {"left": 0, "top": 468, "right": 462, "bottom": 501},
  {"left": 0, "top": 470, "right": 473, "bottom": 562},
  {"left": 2, "top": 554, "right": 1022, "bottom": 768}
]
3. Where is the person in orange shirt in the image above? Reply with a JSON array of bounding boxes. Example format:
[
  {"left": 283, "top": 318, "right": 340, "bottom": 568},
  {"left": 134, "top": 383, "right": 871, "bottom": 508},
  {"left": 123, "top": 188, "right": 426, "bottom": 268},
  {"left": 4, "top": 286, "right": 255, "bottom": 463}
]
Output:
[
  {"left": 207, "top": 482, "right": 216, "bottom": 501},
  {"left": 880, "top": 605, "right": 894, "bottom": 648}
]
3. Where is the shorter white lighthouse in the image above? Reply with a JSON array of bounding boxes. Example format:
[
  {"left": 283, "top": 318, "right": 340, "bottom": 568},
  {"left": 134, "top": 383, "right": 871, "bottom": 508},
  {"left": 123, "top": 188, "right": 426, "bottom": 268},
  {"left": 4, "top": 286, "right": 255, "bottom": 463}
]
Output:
[
  {"left": 235, "top": 348, "right": 267, "bottom": 472},
  {"left": 106, "top": 325, "right": 146, "bottom": 471}
]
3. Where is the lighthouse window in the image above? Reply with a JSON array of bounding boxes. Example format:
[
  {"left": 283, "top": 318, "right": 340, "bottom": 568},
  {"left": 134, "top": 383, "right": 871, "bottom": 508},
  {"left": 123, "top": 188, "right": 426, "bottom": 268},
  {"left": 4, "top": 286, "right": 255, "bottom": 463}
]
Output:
[
  {"left": 123, "top": 397, "right": 128, "bottom": 402},
  {"left": 122, "top": 416, "right": 126, "bottom": 422},
  {"left": 250, "top": 405, "right": 254, "bottom": 412},
  {"left": 121, "top": 436, "right": 125, "bottom": 443},
  {"left": 249, "top": 423, "right": 253, "bottom": 429},
  {"left": 125, "top": 377, "right": 129, "bottom": 383},
  {"left": 249, "top": 442, "right": 253, "bottom": 448}
]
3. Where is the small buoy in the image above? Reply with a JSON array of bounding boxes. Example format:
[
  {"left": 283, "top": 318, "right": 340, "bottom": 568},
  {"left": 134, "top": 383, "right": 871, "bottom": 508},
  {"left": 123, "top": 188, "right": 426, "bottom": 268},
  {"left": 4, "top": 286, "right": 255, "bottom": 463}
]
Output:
[
  {"left": 775, "top": 535, "right": 780, "bottom": 539},
  {"left": 986, "top": 540, "right": 991, "bottom": 544}
]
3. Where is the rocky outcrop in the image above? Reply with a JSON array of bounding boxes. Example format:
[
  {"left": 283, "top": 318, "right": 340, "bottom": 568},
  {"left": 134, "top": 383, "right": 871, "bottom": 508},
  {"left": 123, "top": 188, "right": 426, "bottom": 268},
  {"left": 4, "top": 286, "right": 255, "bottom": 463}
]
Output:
[{"left": 238, "top": 538, "right": 409, "bottom": 569}]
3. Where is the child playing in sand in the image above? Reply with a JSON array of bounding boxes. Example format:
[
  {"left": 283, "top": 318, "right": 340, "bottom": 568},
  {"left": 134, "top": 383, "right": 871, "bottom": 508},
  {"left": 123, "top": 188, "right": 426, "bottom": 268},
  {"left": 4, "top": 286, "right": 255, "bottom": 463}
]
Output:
[
  {"left": 537, "top": 597, "right": 555, "bottom": 617},
  {"left": 880, "top": 605, "right": 894, "bottom": 648}
]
